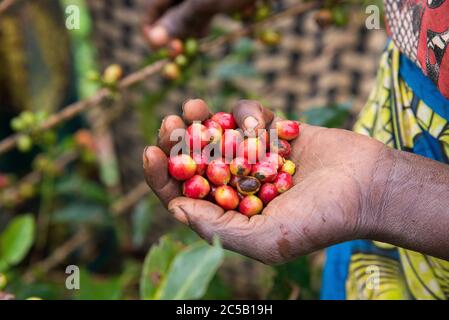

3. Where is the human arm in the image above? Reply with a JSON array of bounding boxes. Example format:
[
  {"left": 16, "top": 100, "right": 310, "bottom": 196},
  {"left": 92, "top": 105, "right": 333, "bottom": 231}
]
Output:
[{"left": 143, "top": 100, "right": 449, "bottom": 264}]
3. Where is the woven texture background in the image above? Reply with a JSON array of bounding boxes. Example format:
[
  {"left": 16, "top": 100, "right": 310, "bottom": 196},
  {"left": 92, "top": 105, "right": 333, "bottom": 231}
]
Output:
[{"left": 87, "top": 0, "right": 387, "bottom": 191}]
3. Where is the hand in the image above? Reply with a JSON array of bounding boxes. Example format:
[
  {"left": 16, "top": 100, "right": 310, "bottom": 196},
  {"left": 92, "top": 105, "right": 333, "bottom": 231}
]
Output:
[
  {"left": 143, "top": 0, "right": 257, "bottom": 47},
  {"left": 143, "top": 100, "right": 390, "bottom": 264}
]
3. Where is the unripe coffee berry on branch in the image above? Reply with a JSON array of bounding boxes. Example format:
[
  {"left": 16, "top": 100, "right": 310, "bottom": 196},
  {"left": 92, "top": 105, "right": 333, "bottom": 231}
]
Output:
[{"left": 167, "top": 99, "right": 300, "bottom": 215}]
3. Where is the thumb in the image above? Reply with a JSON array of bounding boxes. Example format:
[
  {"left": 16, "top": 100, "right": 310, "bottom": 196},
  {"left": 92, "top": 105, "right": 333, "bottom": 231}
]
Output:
[
  {"left": 168, "top": 197, "right": 282, "bottom": 264},
  {"left": 232, "top": 100, "right": 275, "bottom": 136}
]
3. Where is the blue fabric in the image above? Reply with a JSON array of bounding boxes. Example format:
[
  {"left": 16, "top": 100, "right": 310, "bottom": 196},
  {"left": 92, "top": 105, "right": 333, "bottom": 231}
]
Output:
[
  {"left": 399, "top": 54, "right": 449, "bottom": 121},
  {"left": 320, "top": 241, "right": 400, "bottom": 299},
  {"left": 320, "top": 51, "right": 449, "bottom": 300}
]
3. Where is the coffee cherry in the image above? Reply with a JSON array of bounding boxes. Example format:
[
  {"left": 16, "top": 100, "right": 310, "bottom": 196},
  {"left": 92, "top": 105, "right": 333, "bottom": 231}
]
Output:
[
  {"left": 270, "top": 139, "right": 291, "bottom": 158},
  {"left": 162, "top": 62, "right": 181, "bottom": 80},
  {"left": 183, "top": 175, "right": 210, "bottom": 199},
  {"left": 220, "top": 129, "right": 243, "bottom": 160},
  {"left": 255, "top": 4, "right": 271, "bottom": 21},
  {"left": 314, "top": 9, "right": 333, "bottom": 29},
  {"left": 0, "top": 174, "right": 11, "bottom": 189},
  {"left": 168, "top": 154, "right": 197, "bottom": 181},
  {"left": 281, "top": 160, "right": 296, "bottom": 175},
  {"left": 273, "top": 172, "right": 293, "bottom": 193},
  {"left": 239, "top": 195, "right": 263, "bottom": 216},
  {"left": 184, "top": 38, "right": 199, "bottom": 57},
  {"left": 175, "top": 54, "right": 189, "bottom": 68},
  {"left": 264, "top": 152, "right": 284, "bottom": 170},
  {"left": 17, "top": 134, "right": 32, "bottom": 152},
  {"left": 186, "top": 123, "right": 211, "bottom": 152},
  {"left": 236, "top": 176, "right": 261, "bottom": 195},
  {"left": 230, "top": 157, "right": 251, "bottom": 176},
  {"left": 167, "top": 38, "right": 184, "bottom": 58},
  {"left": 211, "top": 112, "right": 236, "bottom": 130},
  {"left": 276, "top": 120, "right": 300, "bottom": 141},
  {"left": 237, "top": 137, "right": 265, "bottom": 163},
  {"left": 192, "top": 152, "right": 207, "bottom": 176},
  {"left": 259, "top": 30, "right": 282, "bottom": 46},
  {"left": 215, "top": 185, "right": 240, "bottom": 210},
  {"left": 203, "top": 119, "right": 223, "bottom": 144},
  {"left": 229, "top": 175, "right": 241, "bottom": 188},
  {"left": 75, "top": 129, "right": 96, "bottom": 152},
  {"left": 206, "top": 159, "right": 231, "bottom": 186},
  {"left": 103, "top": 64, "right": 123, "bottom": 84},
  {"left": 18, "top": 183, "right": 35, "bottom": 199},
  {"left": 258, "top": 183, "right": 279, "bottom": 205},
  {"left": 251, "top": 161, "right": 277, "bottom": 182}
]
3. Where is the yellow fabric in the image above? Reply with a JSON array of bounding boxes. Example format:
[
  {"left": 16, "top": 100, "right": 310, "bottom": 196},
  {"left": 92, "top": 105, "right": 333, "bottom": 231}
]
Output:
[{"left": 348, "top": 42, "right": 449, "bottom": 300}]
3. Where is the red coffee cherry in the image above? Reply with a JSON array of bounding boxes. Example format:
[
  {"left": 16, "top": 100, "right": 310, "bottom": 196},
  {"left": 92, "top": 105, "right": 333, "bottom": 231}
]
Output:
[
  {"left": 215, "top": 185, "right": 240, "bottom": 210},
  {"left": 276, "top": 120, "right": 300, "bottom": 141},
  {"left": 239, "top": 195, "right": 263, "bottom": 216},
  {"left": 258, "top": 183, "right": 279, "bottom": 205},
  {"left": 183, "top": 175, "right": 210, "bottom": 199},
  {"left": 168, "top": 154, "right": 197, "bottom": 181},
  {"left": 273, "top": 172, "right": 293, "bottom": 193},
  {"left": 211, "top": 112, "right": 237, "bottom": 130},
  {"left": 206, "top": 159, "right": 231, "bottom": 186}
]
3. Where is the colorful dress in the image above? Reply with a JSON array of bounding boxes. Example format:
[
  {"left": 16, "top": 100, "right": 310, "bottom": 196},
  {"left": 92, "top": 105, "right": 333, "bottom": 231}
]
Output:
[{"left": 321, "top": 0, "right": 449, "bottom": 299}]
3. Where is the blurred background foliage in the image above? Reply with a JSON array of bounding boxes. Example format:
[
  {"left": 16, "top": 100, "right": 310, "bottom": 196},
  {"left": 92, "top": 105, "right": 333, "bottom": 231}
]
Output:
[{"left": 0, "top": 0, "right": 384, "bottom": 300}]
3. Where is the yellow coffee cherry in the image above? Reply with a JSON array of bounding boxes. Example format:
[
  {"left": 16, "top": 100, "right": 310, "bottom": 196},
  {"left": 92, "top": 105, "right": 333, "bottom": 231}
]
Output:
[{"left": 281, "top": 160, "right": 296, "bottom": 175}]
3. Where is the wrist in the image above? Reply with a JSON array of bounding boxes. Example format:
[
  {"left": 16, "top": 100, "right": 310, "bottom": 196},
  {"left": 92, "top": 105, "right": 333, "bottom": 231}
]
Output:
[{"left": 356, "top": 145, "right": 398, "bottom": 240}]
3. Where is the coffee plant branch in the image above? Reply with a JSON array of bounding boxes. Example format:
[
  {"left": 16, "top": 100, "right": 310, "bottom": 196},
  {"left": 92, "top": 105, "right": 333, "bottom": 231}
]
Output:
[{"left": 0, "top": 0, "right": 318, "bottom": 156}]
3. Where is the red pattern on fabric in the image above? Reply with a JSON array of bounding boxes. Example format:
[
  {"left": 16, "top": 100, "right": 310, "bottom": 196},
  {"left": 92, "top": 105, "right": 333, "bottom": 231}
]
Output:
[{"left": 385, "top": 0, "right": 449, "bottom": 99}]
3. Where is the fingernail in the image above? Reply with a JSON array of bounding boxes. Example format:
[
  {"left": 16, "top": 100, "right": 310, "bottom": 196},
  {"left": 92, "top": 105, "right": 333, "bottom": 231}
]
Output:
[
  {"left": 143, "top": 146, "right": 150, "bottom": 167},
  {"left": 244, "top": 116, "right": 259, "bottom": 130},
  {"left": 168, "top": 205, "right": 189, "bottom": 225}
]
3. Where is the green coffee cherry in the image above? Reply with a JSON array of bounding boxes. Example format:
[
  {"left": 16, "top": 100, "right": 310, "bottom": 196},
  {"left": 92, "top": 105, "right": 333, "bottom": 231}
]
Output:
[
  {"left": 174, "top": 54, "right": 189, "bottom": 68},
  {"left": 184, "top": 38, "right": 199, "bottom": 57},
  {"left": 17, "top": 134, "right": 33, "bottom": 152},
  {"left": 11, "top": 117, "right": 24, "bottom": 132},
  {"left": 255, "top": 4, "right": 271, "bottom": 21},
  {"left": 21, "top": 111, "right": 36, "bottom": 128},
  {"left": 259, "top": 30, "right": 282, "bottom": 46}
]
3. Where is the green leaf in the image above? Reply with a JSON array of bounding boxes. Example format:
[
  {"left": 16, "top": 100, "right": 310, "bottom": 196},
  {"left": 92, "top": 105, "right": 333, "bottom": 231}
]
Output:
[
  {"left": 55, "top": 175, "right": 110, "bottom": 204},
  {"left": 300, "top": 104, "right": 351, "bottom": 128},
  {"left": 160, "top": 237, "right": 224, "bottom": 300},
  {"left": 140, "top": 236, "right": 183, "bottom": 300},
  {"left": 52, "top": 203, "right": 109, "bottom": 226},
  {"left": 75, "top": 269, "right": 122, "bottom": 300},
  {"left": 131, "top": 198, "right": 153, "bottom": 247},
  {"left": 0, "top": 215, "right": 35, "bottom": 271}
]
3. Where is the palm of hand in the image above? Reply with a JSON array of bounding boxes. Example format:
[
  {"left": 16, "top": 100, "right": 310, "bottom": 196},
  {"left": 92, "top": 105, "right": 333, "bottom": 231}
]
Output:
[{"left": 144, "top": 101, "right": 385, "bottom": 264}]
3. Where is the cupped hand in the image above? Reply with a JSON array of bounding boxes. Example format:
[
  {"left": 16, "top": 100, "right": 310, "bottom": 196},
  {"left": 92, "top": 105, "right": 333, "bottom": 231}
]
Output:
[
  {"left": 143, "top": 0, "right": 257, "bottom": 48},
  {"left": 143, "top": 100, "right": 389, "bottom": 264}
]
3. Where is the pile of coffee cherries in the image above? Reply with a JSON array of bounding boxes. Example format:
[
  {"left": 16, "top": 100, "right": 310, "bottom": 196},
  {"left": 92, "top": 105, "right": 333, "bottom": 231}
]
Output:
[{"left": 168, "top": 101, "right": 300, "bottom": 217}]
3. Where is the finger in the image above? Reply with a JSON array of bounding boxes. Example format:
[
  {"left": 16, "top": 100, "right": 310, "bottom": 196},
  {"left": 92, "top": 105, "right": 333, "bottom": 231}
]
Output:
[
  {"left": 143, "top": 0, "right": 181, "bottom": 47},
  {"left": 145, "top": 0, "right": 182, "bottom": 24},
  {"left": 143, "top": 146, "right": 181, "bottom": 206},
  {"left": 168, "top": 197, "right": 283, "bottom": 264},
  {"left": 182, "top": 99, "right": 211, "bottom": 124},
  {"left": 144, "top": 0, "right": 213, "bottom": 47},
  {"left": 232, "top": 100, "right": 275, "bottom": 135},
  {"left": 158, "top": 115, "right": 186, "bottom": 155}
]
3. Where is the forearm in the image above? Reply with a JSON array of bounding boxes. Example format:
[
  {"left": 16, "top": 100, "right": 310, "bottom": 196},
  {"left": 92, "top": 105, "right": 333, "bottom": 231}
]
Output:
[{"left": 367, "top": 147, "right": 449, "bottom": 260}]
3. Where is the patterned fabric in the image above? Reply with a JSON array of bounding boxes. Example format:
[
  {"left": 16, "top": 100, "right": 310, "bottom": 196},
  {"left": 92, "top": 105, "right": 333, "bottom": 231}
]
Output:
[
  {"left": 384, "top": 0, "right": 449, "bottom": 99},
  {"left": 322, "top": 41, "right": 449, "bottom": 300}
]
